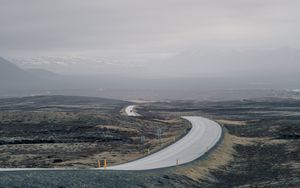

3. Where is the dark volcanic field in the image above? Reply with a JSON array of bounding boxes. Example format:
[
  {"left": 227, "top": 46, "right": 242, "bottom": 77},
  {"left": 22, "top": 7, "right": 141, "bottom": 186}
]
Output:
[
  {"left": 140, "top": 98, "right": 300, "bottom": 187},
  {"left": 0, "top": 96, "right": 189, "bottom": 168},
  {"left": 0, "top": 96, "right": 299, "bottom": 187}
]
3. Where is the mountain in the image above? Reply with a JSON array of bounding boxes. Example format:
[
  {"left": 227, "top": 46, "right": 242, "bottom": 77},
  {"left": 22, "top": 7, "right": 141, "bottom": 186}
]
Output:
[
  {"left": 0, "top": 56, "right": 97, "bottom": 96},
  {"left": 0, "top": 56, "right": 63, "bottom": 91},
  {"left": 0, "top": 57, "right": 34, "bottom": 89},
  {"left": 0, "top": 56, "right": 31, "bottom": 80},
  {"left": 1, "top": 52, "right": 299, "bottom": 99},
  {"left": 26, "top": 68, "right": 62, "bottom": 80}
]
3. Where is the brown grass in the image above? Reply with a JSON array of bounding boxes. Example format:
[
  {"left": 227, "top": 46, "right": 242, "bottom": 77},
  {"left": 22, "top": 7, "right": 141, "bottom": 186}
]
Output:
[
  {"left": 153, "top": 118, "right": 182, "bottom": 124},
  {"left": 175, "top": 132, "right": 256, "bottom": 182},
  {"left": 216, "top": 119, "right": 247, "bottom": 126},
  {"left": 56, "top": 151, "right": 145, "bottom": 168},
  {"left": 96, "top": 125, "right": 139, "bottom": 133}
]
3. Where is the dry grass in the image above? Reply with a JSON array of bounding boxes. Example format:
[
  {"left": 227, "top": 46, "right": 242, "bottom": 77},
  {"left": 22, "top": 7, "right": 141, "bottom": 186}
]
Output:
[
  {"left": 153, "top": 118, "right": 182, "bottom": 124},
  {"left": 175, "top": 125, "right": 298, "bottom": 184},
  {"left": 56, "top": 151, "right": 145, "bottom": 168},
  {"left": 96, "top": 125, "right": 139, "bottom": 133},
  {"left": 56, "top": 136, "right": 180, "bottom": 168},
  {"left": 175, "top": 132, "right": 257, "bottom": 182},
  {"left": 54, "top": 130, "right": 182, "bottom": 168},
  {"left": 216, "top": 119, "right": 247, "bottom": 126}
]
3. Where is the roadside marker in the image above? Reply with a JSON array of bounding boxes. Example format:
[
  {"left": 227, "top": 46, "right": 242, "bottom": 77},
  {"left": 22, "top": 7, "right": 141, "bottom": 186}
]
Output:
[
  {"left": 98, "top": 160, "right": 101, "bottom": 168},
  {"left": 104, "top": 159, "right": 107, "bottom": 170},
  {"left": 147, "top": 148, "right": 150, "bottom": 154},
  {"left": 175, "top": 159, "right": 180, "bottom": 172}
]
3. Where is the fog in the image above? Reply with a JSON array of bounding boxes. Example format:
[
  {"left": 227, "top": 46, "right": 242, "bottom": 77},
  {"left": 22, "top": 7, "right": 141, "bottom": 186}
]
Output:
[{"left": 1, "top": 0, "right": 300, "bottom": 99}]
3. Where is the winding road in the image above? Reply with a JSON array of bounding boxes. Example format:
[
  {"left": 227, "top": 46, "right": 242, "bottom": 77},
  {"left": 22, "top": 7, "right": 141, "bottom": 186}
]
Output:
[
  {"left": 124, "top": 105, "right": 141, "bottom": 116},
  {"left": 108, "top": 105, "right": 222, "bottom": 170},
  {"left": 0, "top": 104, "right": 222, "bottom": 171}
]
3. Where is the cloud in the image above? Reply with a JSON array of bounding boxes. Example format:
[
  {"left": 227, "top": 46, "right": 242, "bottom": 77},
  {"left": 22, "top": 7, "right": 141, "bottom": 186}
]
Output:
[{"left": 1, "top": 0, "right": 300, "bottom": 78}]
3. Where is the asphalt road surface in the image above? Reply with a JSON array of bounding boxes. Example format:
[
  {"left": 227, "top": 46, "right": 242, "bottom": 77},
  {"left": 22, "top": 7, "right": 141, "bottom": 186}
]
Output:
[
  {"left": 108, "top": 115, "right": 222, "bottom": 170},
  {"left": 124, "top": 105, "right": 141, "bottom": 116}
]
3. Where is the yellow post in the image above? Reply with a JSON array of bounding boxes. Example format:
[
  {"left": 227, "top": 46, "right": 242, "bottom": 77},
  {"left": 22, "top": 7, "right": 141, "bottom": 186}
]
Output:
[
  {"left": 147, "top": 148, "right": 150, "bottom": 154},
  {"left": 98, "top": 160, "right": 101, "bottom": 168},
  {"left": 104, "top": 159, "right": 107, "bottom": 170}
]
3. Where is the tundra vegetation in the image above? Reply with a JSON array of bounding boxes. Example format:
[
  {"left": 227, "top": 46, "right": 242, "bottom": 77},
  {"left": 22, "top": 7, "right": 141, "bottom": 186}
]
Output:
[{"left": 0, "top": 96, "right": 299, "bottom": 188}]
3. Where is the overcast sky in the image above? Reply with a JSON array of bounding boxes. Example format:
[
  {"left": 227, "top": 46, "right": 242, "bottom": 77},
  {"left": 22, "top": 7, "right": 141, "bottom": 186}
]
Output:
[{"left": 1, "top": 0, "right": 300, "bottom": 77}]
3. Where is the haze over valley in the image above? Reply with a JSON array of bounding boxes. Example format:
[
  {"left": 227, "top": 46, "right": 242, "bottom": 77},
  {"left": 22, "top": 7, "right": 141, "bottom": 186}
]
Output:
[
  {"left": 1, "top": 0, "right": 300, "bottom": 100},
  {"left": 0, "top": 1, "right": 299, "bottom": 187}
]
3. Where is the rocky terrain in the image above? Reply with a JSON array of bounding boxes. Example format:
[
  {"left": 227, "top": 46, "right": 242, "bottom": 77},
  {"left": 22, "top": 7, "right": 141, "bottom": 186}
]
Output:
[
  {"left": 0, "top": 96, "right": 189, "bottom": 168},
  {"left": 139, "top": 98, "right": 300, "bottom": 187},
  {"left": 0, "top": 96, "right": 299, "bottom": 187}
]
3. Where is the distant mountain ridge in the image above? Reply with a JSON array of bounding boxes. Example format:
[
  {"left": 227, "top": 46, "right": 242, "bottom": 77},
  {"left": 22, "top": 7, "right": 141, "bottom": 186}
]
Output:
[
  {"left": 0, "top": 56, "right": 30, "bottom": 78},
  {"left": 0, "top": 56, "right": 61, "bottom": 91},
  {"left": 1, "top": 55, "right": 300, "bottom": 99},
  {"left": 0, "top": 57, "right": 32, "bottom": 89}
]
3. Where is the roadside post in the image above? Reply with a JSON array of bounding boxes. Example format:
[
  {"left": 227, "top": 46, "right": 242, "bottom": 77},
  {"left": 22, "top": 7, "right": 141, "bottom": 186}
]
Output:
[
  {"left": 98, "top": 160, "right": 101, "bottom": 168},
  {"left": 176, "top": 159, "right": 179, "bottom": 172},
  {"left": 104, "top": 159, "right": 107, "bottom": 170},
  {"left": 156, "top": 128, "right": 162, "bottom": 139},
  {"left": 156, "top": 128, "right": 162, "bottom": 144}
]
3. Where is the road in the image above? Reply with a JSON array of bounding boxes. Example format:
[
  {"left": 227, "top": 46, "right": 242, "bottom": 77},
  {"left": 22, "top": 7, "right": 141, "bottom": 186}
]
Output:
[
  {"left": 108, "top": 115, "right": 222, "bottom": 170},
  {"left": 124, "top": 105, "right": 140, "bottom": 116},
  {"left": 0, "top": 105, "right": 222, "bottom": 171}
]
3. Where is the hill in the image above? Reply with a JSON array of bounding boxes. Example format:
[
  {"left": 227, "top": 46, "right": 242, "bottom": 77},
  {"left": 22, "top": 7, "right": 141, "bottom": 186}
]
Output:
[{"left": 0, "top": 57, "right": 61, "bottom": 92}]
